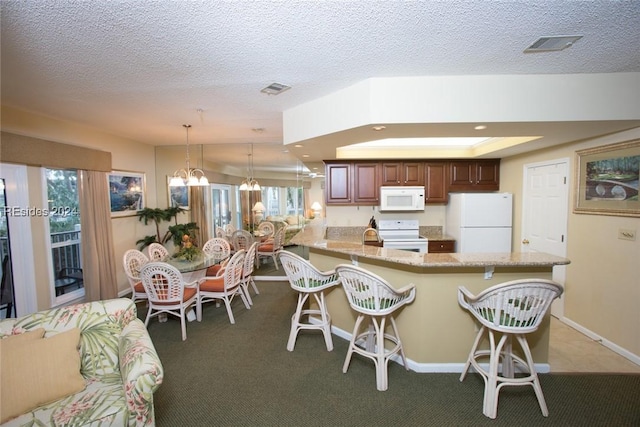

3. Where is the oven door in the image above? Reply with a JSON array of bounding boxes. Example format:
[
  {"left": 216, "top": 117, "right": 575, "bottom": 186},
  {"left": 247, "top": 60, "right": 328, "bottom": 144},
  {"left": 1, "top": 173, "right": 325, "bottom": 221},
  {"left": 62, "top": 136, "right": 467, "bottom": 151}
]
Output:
[{"left": 382, "top": 239, "right": 428, "bottom": 253}]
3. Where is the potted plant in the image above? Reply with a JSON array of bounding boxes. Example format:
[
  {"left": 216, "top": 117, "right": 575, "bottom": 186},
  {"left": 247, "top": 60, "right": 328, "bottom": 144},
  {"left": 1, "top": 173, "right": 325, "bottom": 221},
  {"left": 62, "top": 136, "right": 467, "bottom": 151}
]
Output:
[{"left": 136, "top": 206, "right": 196, "bottom": 251}]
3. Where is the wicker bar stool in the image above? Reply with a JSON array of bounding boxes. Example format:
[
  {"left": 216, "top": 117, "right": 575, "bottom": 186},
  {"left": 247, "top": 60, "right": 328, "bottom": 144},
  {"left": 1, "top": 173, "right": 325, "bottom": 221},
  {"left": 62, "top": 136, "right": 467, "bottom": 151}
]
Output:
[
  {"left": 279, "top": 251, "right": 340, "bottom": 352},
  {"left": 335, "top": 264, "right": 416, "bottom": 391},
  {"left": 458, "top": 278, "right": 563, "bottom": 419}
]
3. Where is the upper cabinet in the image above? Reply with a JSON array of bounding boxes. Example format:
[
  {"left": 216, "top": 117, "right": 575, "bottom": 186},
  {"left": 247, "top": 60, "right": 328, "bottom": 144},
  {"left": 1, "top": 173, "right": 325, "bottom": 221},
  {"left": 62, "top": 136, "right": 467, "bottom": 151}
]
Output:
[
  {"left": 448, "top": 160, "right": 500, "bottom": 192},
  {"left": 353, "top": 162, "right": 380, "bottom": 203},
  {"left": 380, "top": 162, "right": 424, "bottom": 186},
  {"left": 324, "top": 161, "right": 379, "bottom": 205},
  {"left": 324, "top": 159, "right": 499, "bottom": 205},
  {"left": 424, "top": 162, "right": 448, "bottom": 204},
  {"left": 325, "top": 162, "right": 352, "bottom": 204}
]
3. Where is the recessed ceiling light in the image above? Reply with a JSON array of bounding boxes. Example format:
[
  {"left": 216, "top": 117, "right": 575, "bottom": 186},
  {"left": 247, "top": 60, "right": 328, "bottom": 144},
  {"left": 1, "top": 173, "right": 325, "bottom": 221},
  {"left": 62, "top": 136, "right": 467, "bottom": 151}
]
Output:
[
  {"left": 294, "top": 144, "right": 303, "bottom": 148},
  {"left": 372, "top": 125, "right": 386, "bottom": 131},
  {"left": 260, "top": 82, "right": 291, "bottom": 95},
  {"left": 302, "top": 154, "right": 310, "bottom": 158},
  {"left": 474, "top": 125, "right": 487, "bottom": 130},
  {"left": 524, "top": 35, "right": 583, "bottom": 53}
]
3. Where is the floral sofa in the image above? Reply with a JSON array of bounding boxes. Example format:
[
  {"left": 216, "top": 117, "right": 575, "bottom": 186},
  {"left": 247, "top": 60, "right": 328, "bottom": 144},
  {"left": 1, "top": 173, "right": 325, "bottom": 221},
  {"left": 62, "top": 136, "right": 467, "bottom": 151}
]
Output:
[
  {"left": 264, "top": 215, "right": 308, "bottom": 245},
  {"left": 0, "top": 298, "right": 163, "bottom": 426}
]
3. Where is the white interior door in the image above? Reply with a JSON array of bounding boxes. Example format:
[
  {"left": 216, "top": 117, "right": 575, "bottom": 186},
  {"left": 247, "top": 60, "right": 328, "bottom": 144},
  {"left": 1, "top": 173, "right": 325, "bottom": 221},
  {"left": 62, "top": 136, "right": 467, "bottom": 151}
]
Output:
[{"left": 522, "top": 158, "right": 569, "bottom": 318}]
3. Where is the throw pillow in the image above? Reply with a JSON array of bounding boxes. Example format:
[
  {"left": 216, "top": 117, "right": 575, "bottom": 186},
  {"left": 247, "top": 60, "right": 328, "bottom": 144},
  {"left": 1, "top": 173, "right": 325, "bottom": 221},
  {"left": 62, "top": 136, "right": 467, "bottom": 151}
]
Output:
[
  {"left": 0, "top": 328, "right": 85, "bottom": 423},
  {"left": 286, "top": 216, "right": 299, "bottom": 226}
]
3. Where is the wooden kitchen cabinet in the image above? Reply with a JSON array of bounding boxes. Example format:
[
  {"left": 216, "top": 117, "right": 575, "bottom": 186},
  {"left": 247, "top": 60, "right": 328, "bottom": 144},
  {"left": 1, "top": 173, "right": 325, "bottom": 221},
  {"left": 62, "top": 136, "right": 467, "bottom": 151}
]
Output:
[
  {"left": 448, "top": 159, "right": 500, "bottom": 192},
  {"left": 325, "top": 161, "right": 379, "bottom": 205},
  {"left": 326, "top": 158, "right": 500, "bottom": 205},
  {"left": 353, "top": 162, "right": 380, "bottom": 203},
  {"left": 325, "top": 162, "right": 352, "bottom": 204},
  {"left": 380, "top": 162, "right": 424, "bottom": 186},
  {"left": 424, "top": 162, "right": 448, "bottom": 203},
  {"left": 428, "top": 240, "right": 455, "bottom": 253}
]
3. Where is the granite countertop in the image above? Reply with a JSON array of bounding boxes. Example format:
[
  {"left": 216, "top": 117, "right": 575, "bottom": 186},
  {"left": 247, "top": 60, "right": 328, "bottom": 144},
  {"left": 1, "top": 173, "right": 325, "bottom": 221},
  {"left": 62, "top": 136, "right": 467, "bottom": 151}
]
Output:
[{"left": 290, "top": 221, "right": 570, "bottom": 269}]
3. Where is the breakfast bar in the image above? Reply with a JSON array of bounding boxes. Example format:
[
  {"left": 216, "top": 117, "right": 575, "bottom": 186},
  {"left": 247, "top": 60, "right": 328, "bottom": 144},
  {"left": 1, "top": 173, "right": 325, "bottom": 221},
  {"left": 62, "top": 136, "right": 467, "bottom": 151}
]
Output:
[{"left": 290, "top": 222, "right": 570, "bottom": 372}]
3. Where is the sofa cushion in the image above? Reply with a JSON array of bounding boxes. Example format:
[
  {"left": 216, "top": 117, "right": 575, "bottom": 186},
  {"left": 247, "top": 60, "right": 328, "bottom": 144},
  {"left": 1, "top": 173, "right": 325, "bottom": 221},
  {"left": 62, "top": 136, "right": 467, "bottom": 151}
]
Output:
[{"left": 0, "top": 328, "right": 85, "bottom": 424}]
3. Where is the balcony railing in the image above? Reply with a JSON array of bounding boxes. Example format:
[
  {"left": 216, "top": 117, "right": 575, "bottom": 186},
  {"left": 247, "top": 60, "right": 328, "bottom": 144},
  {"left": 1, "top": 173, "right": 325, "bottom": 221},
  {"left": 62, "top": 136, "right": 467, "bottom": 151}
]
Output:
[{"left": 51, "top": 230, "right": 83, "bottom": 293}]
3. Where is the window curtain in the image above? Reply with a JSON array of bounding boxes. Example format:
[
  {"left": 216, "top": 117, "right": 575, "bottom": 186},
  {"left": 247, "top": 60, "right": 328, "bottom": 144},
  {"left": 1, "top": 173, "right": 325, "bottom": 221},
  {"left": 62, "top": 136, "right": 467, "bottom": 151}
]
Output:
[
  {"left": 190, "top": 187, "right": 210, "bottom": 248},
  {"left": 78, "top": 170, "right": 118, "bottom": 301},
  {"left": 303, "top": 188, "right": 311, "bottom": 218}
]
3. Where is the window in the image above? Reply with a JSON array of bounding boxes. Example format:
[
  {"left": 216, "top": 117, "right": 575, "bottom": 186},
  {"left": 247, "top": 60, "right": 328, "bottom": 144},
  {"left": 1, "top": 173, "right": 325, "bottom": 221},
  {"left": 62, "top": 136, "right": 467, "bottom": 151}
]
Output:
[
  {"left": 210, "top": 184, "right": 233, "bottom": 231},
  {"left": 261, "top": 186, "right": 304, "bottom": 218},
  {"left": 45, "top": 169, "right": 83, "bottom": 302}
]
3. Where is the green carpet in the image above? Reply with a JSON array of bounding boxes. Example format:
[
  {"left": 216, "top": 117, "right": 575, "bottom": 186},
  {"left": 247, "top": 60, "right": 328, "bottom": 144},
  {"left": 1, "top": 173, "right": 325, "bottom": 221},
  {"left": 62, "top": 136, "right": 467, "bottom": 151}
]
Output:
[{"left": 143, "top": 257, "right": 640, "bottom": 426}]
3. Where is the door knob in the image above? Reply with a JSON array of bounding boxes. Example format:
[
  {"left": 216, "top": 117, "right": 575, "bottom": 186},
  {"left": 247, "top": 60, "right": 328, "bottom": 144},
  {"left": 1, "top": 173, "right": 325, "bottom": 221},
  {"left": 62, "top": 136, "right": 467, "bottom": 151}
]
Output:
[{"left": 522, "top": 239, "right": 530, "bottom": 245}]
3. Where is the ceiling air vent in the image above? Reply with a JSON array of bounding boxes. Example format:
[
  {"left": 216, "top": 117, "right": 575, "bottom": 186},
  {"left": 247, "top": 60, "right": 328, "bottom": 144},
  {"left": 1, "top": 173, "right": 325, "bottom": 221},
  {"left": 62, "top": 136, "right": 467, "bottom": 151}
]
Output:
[
  {"left": 260, "top": 82, "right": 291, "bottom": 95},
  {"left": 524, "top": 35, "right": 582, "bottom": 53}
]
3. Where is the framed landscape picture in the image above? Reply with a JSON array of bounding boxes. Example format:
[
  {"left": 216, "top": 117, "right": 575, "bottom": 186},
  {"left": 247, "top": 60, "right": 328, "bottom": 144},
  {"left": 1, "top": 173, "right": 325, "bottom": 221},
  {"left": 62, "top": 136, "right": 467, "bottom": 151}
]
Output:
[
  {"left": 574, "top": 139, "right": 640, "bottom": 217},
  {"left": 167, "top": 177, "right": 189, "bottom": 209},
  {"left": 108, "top": 171, "right": 146, "bottom": 217}
]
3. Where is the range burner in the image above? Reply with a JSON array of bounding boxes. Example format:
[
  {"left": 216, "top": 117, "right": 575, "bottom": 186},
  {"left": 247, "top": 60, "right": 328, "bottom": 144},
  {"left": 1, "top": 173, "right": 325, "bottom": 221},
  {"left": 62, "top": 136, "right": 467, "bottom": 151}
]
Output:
[{"left": 377, "top": 220, "right": 428, "bottom": 253}]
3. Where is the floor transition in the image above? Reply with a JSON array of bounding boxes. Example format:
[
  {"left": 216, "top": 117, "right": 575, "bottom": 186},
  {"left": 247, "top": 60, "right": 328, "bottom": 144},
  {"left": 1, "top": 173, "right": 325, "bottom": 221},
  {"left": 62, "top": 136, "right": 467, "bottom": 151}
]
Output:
[{"left": 549, "top": 316, "right": 640, "bottom": 373}]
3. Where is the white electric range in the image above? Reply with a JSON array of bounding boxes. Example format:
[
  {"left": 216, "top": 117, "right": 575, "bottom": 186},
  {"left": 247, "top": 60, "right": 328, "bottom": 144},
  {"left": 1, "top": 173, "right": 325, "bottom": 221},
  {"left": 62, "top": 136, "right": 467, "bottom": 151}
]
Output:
[{"left": 377, "top": 219, "right": 428, "bottom": 253}]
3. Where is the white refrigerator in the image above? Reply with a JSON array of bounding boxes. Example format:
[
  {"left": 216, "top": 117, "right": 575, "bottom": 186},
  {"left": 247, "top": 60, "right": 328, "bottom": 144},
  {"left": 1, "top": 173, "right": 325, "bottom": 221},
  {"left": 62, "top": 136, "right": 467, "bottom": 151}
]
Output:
[{"left": 445, "top": 193, "right": 513, "bottom": 253}]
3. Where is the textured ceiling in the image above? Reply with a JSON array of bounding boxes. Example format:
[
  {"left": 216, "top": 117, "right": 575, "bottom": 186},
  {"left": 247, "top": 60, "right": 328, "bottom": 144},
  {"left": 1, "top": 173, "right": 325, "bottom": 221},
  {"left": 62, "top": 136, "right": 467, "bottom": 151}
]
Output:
[{"left": 2, "top": 1, "right": 640, "bottom": 176}]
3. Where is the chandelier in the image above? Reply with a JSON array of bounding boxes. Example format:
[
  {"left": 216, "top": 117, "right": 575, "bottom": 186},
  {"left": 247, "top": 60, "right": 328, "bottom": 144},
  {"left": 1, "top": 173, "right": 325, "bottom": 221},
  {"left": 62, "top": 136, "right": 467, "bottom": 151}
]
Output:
[
  {"left": 169, "top": 124, "right": 210, "bottom": 187},
  {"left": 239, "top": 144, "right": 261, "bottom": 191}
]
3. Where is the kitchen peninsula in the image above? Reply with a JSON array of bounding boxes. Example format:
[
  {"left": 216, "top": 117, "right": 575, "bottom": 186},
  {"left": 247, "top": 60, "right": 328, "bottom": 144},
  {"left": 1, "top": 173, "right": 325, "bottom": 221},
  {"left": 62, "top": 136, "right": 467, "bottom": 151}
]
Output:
[{"left": 289, "top": 220, "right": 570, "bottom": 372}]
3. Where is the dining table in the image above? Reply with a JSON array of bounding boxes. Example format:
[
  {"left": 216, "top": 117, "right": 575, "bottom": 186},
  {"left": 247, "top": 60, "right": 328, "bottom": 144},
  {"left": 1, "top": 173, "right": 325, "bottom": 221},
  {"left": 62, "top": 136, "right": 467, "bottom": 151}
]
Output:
[
  {"left": 163, "top": 254, "right": 223, "bottom": 283},
  {"left": 160, "top": 254, "right": 227, "bottom": 321}
]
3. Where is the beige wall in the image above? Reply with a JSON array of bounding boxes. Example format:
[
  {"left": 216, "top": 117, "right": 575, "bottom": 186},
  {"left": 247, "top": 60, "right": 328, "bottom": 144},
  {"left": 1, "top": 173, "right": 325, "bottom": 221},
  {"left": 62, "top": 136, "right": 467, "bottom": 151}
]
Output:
[{"left": 500, "top": 127, "right": 640, "bottom": 361}]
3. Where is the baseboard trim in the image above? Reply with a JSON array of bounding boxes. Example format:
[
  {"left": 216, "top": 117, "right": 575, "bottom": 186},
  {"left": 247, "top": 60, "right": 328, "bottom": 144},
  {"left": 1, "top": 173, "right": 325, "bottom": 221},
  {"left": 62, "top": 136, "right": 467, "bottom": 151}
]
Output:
[
  {"left": 323, "top": 320, "right": 550, "bottom": 373},
  {"left": 560, "top": 316, "right": 640, "bottom": 367},
  {"left": 254, "top": 275, "right": 288, "bottom": 282}
]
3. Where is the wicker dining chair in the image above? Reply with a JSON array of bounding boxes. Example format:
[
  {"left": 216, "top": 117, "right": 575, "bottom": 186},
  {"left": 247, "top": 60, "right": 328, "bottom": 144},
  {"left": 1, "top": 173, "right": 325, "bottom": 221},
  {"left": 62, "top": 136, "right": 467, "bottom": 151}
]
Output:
[
  {"left": 122, "top": 249, "right": 149, "bottom": 304},
  {"left": 230, "top": 229, "right": 253, "bottom": 254},
  {"left": 198, "top": 249, "right": 250, "bottom": 324},
  {"left": 139, "top": 261, "right": 201, "bottom": 341},
  {"left": 257, "top": 225, "right": 286, "bottom": 270},
  {"left": 240, "top": 242, "right": 260, "bottom": 305},
  {"left": 147, "top": 242, "right": 169, "bottom": 261},
  {"left": 202, "top": 237, "right": 231, "bottom": 277},
  {"left": 256, "top": 221, "right": 275, "bottom": 241}
]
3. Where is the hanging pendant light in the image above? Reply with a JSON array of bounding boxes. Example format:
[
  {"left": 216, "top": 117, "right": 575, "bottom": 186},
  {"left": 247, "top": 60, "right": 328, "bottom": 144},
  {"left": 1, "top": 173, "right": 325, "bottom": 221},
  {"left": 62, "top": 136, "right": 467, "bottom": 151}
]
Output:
[
  {"left": 239, "top": 143, "right": 260, "bottom": 191},
  {"left": 169, "top": 124, "right": 210, "bottom": 187}
]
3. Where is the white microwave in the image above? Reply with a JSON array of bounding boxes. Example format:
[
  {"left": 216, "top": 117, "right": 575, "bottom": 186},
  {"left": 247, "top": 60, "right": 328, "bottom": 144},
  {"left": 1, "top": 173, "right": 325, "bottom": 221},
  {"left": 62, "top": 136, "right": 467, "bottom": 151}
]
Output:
[{"left": 379, "top": 186, "right": 425, "bottom": 211}]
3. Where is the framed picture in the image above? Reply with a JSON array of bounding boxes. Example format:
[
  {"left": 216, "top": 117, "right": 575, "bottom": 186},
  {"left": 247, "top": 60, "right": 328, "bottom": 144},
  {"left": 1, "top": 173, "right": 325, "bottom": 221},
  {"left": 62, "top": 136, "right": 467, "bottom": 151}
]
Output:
[
  {"left": 108, "top": 171, "right": 146, "bottom": 217},
  {"left": 167, "top": 177, "right": 190, "bottom": 209},
  {"left": 574, "top": 139, "right": 640, "bottom": 217}
]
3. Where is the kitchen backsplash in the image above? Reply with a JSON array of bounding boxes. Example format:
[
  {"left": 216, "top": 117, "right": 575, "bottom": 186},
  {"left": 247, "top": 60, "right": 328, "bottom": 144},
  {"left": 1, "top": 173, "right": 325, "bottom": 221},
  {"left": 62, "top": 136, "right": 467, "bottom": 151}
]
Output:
[{"left": 325, "top": 226, "right": 443, "bottom": 242}]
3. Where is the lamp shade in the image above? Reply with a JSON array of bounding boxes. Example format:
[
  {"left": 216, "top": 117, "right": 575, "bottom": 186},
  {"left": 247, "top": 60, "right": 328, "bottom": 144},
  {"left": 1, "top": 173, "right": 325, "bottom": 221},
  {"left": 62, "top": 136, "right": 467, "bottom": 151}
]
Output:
[
  {"left": 311, "top": 201, "right": 322, "bottom": 211},
  {"left": 252, "top": 201, "right": 266, "bottom": 212}
]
